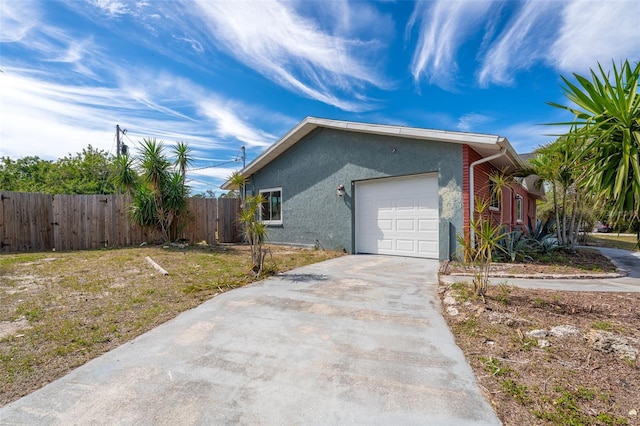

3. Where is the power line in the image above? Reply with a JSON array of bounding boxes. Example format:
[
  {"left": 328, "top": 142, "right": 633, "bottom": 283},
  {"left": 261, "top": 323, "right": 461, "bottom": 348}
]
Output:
[
  {"left": 186, "top": 146, "right": 246, "bottom": 171},
  {"left": 188, "top": 158, "right": 241, "bottom": 171},
  {"left": 114, "top": 125, "right": 247, "bottom": 174}
]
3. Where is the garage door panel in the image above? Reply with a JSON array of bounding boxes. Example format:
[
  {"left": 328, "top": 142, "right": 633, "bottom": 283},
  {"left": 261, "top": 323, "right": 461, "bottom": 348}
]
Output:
[
  {"left": 355, "top": 175, "right": 439, "bottom": 259},
  {"left": 379, "top": 219, "right": 393, "bottom": 231},
  {"left": 396, "top": 219, "right": 415, "bottom": 231},
  {"left": 418, "top": 240, "right": 438, "bottom": 253},
  {"left": 396, "top": 240, "right": 416, "bottom": 252},
  {"left": 378, "top": 239, "right": 393, "bottom": 250},
  {"left": 418, "top": 219, "right": 438, "bottom": 232}
]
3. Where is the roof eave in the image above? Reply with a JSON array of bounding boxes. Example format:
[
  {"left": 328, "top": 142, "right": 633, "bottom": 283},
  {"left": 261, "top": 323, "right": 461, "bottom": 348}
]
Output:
[{"left": 222, "top": 117, "right": 526, "bottom": 188}]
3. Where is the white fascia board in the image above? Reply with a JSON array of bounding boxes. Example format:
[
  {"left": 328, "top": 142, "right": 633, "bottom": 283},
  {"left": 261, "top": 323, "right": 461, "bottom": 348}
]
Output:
[
  {"left": 321, "top": 118, "right": 500, "bottom": 145},
  {"left": 224, "top": 117, "right": 523, "bottom": 189},
  {"left": 496, "top": 136, "right": 526, "bottom": 169}
]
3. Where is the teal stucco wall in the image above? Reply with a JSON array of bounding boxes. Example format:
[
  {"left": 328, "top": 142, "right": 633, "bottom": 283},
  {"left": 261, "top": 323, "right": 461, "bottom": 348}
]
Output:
[{"left": 247, "top": 128, "right": 464, "bottom": 260}]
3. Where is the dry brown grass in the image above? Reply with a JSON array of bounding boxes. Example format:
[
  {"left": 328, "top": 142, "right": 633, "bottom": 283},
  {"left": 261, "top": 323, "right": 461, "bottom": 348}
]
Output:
[
  {"left": 0, "top": 244, "right": 344, "bottom": 405},
  {"left": 441, "top": 251, "right": 640, "bottom": 425}
]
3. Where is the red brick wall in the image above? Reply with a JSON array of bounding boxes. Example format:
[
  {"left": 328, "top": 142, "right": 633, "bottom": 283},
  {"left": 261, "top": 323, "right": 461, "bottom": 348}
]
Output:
[
  {"left": 463, "top": 146, "right": 501, "bottom": 226},
  {"left": 463, "top": 145, "right": 537, "bottom": 234}
]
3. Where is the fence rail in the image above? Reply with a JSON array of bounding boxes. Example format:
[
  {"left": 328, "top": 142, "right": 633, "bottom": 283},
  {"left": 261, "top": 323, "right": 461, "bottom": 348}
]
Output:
[{"left": 0, "top": 192, "right": 240, "bottom": 253}]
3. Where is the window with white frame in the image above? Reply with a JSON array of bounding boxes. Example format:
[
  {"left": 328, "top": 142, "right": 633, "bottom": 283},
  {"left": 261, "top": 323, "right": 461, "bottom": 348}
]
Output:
[
  {"left": 259, "top": 188, "right": 282, "bottom": 225},
  {"left": 515, "top": 195, "right": 523, "bottom": 222},
  {"left": 489, "top": 179, "right": 500, "bottom": 210}
]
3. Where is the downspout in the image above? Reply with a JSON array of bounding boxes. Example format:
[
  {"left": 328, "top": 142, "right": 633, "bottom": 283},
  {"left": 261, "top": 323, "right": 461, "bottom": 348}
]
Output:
[{"left": 469, "top": 144, "right": 507, "bottom": 246}]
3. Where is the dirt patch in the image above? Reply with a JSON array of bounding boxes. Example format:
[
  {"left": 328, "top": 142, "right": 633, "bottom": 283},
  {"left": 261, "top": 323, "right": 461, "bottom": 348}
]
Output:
[
  {"left": 0, "top": 318, "right": 31, "bottom": 340},
  {"left": 440, "top": 283, "right": 640, "bottom": 425}
]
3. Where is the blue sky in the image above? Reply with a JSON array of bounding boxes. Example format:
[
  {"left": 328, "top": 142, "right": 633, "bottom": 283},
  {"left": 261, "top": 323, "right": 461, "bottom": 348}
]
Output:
[{"left": 1, "top": 0, "right": 638, "bottom": 194}]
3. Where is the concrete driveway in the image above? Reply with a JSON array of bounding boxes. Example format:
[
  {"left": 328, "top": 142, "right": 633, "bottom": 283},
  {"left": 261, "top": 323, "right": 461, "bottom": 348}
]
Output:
[{"left": 0, "top": 255, "right": 500, "bottom": 425}]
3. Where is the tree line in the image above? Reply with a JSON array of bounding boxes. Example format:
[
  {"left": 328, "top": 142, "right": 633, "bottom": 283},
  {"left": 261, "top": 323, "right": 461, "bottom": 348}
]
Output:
[{"left": 0, "top": 146, "right": 118, "bottom": 194}]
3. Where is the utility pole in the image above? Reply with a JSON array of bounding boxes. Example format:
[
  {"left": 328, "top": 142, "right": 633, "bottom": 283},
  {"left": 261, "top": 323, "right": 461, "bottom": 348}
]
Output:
[
  {"left": 241, "top": 146, "right": 246, "bottom": 201},
  {"left": 116, "top": 125, "right": 128, "bottom": 157},
  {"left": 116, "top": 125, "right": 121, "bottom": 158}
]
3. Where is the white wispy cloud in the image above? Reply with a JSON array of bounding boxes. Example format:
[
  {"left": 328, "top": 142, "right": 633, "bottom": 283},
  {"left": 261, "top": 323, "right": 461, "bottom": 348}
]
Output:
[
  {"left": 497, "top": 121, "right": 556, "bottom": 154},
  {"left": 199, "top": 101, "right": 275, "bottom": 149},
  {"left": 477, "top": 1, "right": 559, "bottom": 86},
  {"left": 191, "top": 0, "right": 389, "bottom": 111},
  {"left": 89, "top": 0, "right": 130, "bottom": 17},
  {"left": 57, "top": 0, "right": 392, "bottom": 111},
  {"left": 0, "top": 0, "right": 279, "bottom": 157},
  {"left": 408, "top": 0, "right": 492, "bottom": 89},
  {"left": 457, "top": 113, "right": 491, "bottom": 132},
  {"left": 0, "top": 0, "right": 40, "bottom": 43},
  {"left": 550, "top": 1, "right": 640, "bottom": 74},
  {"left": 0, "top": 68, "right": 265, "bottom": 193},
  {"left": 173, "top": 35, "right": 204, "bottom": 54},
  {"left": 0, "top": 68, "right": 276, "bottom": 160},
  {"left": 477, "top": 0, "right": 638, "bottom": 87}
]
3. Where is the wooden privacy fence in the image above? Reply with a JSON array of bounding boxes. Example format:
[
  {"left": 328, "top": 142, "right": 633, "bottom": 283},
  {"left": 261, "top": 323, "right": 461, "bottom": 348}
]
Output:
[{"left": 0, "top": 191, "right": 240, "bottom": 253}]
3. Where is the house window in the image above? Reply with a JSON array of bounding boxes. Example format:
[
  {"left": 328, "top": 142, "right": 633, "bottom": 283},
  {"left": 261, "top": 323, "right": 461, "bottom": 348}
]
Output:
[
  {"left": 489, "top": 179, "right": 500, "bottom": 210},
  {"left": 259, "top": 188, "right": 282, "bottom": 225},
  {"left": 516, "top": 195, "right": 523, "bottom": 222}
]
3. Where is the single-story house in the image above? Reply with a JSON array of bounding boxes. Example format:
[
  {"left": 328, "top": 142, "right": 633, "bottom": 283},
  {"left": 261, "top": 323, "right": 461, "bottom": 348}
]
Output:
[{"left": 224, "top": 117, "right": 543, "bottom": 260}]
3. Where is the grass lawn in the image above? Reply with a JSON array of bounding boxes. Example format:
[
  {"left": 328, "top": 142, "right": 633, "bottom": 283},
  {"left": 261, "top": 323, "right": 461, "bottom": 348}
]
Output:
[
  {"left": 586, "top": 233, "right": 639, "bottom": 251},
  {"left": 0, "top": 244, "right": 344, "bottom": 405}
]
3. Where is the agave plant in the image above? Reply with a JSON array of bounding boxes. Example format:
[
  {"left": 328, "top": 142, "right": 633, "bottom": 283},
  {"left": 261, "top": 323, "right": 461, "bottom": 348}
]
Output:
[{"left": 497, "top": 230, "right": 534, "bottom": 263}]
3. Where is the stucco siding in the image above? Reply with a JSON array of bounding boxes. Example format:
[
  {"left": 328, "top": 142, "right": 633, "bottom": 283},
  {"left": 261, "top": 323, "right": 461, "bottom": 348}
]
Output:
[{"left": 248, "top": 128, "right": 464, "bottom": 260}]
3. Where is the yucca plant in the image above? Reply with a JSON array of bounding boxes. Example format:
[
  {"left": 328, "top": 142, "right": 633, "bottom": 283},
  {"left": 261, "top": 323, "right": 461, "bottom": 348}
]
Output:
[
  {"left": 226, "top": 171, "right": 247, "bottom": 201},
  {"left": 162, "top": 172, "right": 190, "bottom": 241},
  {"left": 113, "top": 154, "right": 138, "bottom": 194},
  {"left": 548, "top": 59, "right": 640, "bottom": 247},
  {"left": 127, "top": 138, "right": 192, "bottom": 243},
  {"left": 139, "top": 138, "right": 170, "bottom": 192},
  {"left": 469, "top": 197, "right": 507, "bottom": 299},
  {"left": 130, "top": 184, "right": 158, "bottom": 227},
  {"left": 489, "top": 170, "right": 513, "bottom": 226},
  {"left": 239, "top": 194, "right": 270, "bottom": 275},
  {"left": 172, "top": 141, "right": 192, "bottom": 179}
]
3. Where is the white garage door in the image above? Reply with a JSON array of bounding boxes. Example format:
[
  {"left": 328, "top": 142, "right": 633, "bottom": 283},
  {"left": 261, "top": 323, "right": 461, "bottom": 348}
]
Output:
[{"left": 355, "top": 174, "right": 439, "bottom": 259}]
